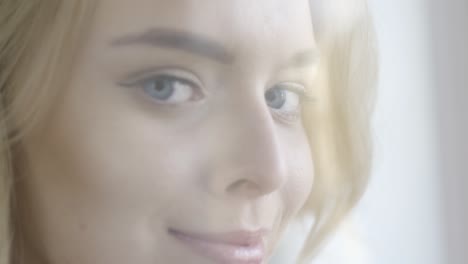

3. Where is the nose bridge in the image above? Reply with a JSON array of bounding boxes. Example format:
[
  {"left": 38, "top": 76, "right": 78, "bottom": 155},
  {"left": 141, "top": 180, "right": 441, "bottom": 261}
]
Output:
[{"left": 212, "top": 94, "right": 288, "bottom": 199}]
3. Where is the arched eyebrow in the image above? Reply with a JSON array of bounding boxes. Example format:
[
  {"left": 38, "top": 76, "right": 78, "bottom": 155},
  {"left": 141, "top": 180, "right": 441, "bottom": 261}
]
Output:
[
  {"left": 110, "top": 27, "right": 319, "bottom": 68},
  {"left": 110, "top": 28, "right": 235, "bottom": 64}
]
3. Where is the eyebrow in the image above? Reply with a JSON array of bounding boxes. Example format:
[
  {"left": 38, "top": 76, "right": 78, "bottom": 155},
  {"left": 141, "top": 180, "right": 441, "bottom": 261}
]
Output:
[
  {"left": 110, "top": 28, "right": 319, "bottom": 67},
  {"left": 111, "top": 28, "right": 234, "bottom": 64}
]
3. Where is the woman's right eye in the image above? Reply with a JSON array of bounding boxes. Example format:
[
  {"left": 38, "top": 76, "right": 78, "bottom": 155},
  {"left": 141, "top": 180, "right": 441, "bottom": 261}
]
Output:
[
  {"left": 120, "top": 71, "right": 204, "bottom": 105},
  {"left": 139, "top": 75, "right": 202, "bottom": 104}
]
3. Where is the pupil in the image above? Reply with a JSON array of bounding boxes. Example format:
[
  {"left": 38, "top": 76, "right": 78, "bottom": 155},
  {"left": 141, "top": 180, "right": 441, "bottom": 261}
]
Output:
[
  {"left": 145, "top": 77, "right": 174, "bottom": 100},
  {"left": 156, "top": 79, "right": 170, "bottom": 91}
]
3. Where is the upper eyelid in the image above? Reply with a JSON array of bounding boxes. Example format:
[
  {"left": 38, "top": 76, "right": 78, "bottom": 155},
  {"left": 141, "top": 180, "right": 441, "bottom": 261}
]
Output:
[
  {"left": 272, "top": 82, "right": 317, "bottom": 103},
  {"left": 119, "top": 66, "right": 204, "bottom": 88},
  {"left": 271, "top": 82, "right": 307, "bottom": 97},
  {"left": 273, "top": 82, "right": 306, "bottom": 91},
  {"left": 141, "top": 74, "right": 199, "bottom": 88}
]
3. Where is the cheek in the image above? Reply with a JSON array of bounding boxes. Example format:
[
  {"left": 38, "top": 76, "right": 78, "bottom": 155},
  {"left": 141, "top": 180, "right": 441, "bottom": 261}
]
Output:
[
  {"left": 30, "top": 97, "right": 200, "bottom": 216},
  {"left": 282, "top": 134, "right": 315, "bottom": 220},
  {"left": 285, "top": 164, "right": 314, "bottom": 222}
]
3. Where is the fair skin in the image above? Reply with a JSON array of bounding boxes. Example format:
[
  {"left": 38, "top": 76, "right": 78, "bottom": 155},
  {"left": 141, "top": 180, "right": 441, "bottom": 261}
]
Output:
[{"left": 15, "top": 0, "right": 317, "bottom": 263}]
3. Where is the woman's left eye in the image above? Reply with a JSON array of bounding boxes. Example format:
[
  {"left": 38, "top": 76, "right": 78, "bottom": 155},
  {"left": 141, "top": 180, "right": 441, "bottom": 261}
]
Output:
[{"left": 265, "top": 84, "right": 303, "bottom": 112}]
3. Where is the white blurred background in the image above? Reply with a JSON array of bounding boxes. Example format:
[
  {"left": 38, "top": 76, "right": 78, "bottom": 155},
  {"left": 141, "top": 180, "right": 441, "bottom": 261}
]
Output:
[{"left": 272, "top": 0, "right": 467, "bottom": 263}]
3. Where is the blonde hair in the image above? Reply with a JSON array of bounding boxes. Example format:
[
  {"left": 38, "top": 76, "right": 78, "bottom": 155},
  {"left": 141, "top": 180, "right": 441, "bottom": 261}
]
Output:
[
  {"left": 0, "top": 1, "right": 377, "bottom": 263},
  {"left": 298, "top": 1, "right": 377, "bottom": 262}
]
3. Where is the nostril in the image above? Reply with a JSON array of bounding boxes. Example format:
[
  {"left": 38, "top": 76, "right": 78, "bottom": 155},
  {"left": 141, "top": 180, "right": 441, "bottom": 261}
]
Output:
[{"left": 225, "top": 166, "right": 286, "bottom": 199}]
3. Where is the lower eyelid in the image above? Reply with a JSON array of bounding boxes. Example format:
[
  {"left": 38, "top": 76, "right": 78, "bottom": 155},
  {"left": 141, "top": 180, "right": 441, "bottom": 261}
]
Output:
[{"left": 271, "top": 109, "right": 302, "bottom": 124}]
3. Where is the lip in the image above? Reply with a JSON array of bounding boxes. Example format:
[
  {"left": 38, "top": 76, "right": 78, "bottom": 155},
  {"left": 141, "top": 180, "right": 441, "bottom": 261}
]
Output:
[{"left": 168, "top": 228, "right": 268, "bottom": 264}]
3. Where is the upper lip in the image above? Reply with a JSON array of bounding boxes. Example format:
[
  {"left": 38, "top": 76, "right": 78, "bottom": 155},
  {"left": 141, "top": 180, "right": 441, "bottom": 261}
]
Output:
[{"left": 168, "top": 228, "right": 269, "bottom": 246}]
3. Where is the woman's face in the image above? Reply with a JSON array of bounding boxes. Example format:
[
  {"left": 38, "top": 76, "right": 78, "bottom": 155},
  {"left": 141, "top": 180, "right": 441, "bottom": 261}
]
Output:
[{"left": 17, "top": 0, "right": 317, "bottom": 263}]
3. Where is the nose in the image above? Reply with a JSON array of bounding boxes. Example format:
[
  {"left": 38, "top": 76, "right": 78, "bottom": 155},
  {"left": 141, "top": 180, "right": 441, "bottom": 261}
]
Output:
[{"left": 207, "top": 95, "right": 288, "bottom": 200}]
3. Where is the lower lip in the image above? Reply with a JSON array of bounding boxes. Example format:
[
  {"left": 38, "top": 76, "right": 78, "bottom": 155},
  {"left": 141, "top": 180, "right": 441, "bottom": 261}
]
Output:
[{"left": 168, "top": 229, "right": 265, "bottom": 264}]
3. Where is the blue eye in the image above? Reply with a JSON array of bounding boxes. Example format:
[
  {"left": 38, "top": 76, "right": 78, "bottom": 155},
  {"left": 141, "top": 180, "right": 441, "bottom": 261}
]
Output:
[
  {"left": 265, "top": 85, "right": 301, "bottom": 111},
  {"left": 138, "top": 75, "right": 202, "bottom": 104},
  {"left": 143, "top": 76, "right": 176, "bottom": 101},
  {"left": 265, "top": 87, "right": 287, "bottom": 109}
]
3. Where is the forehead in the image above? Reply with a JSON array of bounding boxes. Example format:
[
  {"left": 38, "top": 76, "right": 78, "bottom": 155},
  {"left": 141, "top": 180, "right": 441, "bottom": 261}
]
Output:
[{"left": 92, "top": 0, "right": 316, "bottom": 58}]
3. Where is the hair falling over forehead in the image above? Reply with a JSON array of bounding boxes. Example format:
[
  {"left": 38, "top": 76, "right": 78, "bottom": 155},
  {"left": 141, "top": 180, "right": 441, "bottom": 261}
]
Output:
[{"left": 0, "top": 0, "right": 377, "bottom": 263}]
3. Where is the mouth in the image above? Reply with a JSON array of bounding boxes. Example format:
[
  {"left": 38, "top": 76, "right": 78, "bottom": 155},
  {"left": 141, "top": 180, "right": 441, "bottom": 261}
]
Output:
[{"left": 168, "top": 227, "right": 268, "bottom": 264}]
